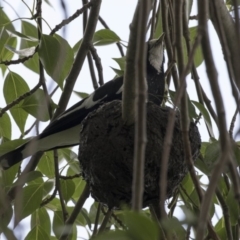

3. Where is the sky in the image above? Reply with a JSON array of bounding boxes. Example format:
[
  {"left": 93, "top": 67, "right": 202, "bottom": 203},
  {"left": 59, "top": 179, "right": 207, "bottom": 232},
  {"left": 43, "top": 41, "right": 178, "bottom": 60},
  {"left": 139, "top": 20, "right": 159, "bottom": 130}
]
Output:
[{"left": 0, "top": 0, "right": 239, "bottom": 239}]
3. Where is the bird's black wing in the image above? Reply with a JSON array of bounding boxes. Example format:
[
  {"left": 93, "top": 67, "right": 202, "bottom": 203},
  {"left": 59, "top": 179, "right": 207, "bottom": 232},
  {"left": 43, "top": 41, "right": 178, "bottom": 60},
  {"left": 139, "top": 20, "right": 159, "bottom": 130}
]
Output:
[{"left": 40, "top": 76, "right": 123, "bottom": 139}]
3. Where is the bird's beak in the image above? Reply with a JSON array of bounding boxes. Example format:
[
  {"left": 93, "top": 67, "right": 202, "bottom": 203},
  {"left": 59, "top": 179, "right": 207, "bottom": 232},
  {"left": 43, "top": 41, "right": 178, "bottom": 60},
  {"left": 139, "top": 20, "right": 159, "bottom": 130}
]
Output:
[{"left": 155, "top": 33, "right": 165, "bottom": 46}]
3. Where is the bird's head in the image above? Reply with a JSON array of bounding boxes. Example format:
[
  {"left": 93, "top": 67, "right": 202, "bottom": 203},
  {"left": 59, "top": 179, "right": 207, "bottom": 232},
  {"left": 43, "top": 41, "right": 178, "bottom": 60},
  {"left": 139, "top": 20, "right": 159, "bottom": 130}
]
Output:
[{"left": 147, "top": 33, "right": 165, "bottom": 73}]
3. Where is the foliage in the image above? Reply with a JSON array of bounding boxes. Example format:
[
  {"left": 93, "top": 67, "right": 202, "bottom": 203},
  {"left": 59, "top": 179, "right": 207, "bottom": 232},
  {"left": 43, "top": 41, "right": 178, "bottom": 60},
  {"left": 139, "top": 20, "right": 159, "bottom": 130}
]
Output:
[{"left": 0, "top": 1, "right": 240, "bottom": 240}]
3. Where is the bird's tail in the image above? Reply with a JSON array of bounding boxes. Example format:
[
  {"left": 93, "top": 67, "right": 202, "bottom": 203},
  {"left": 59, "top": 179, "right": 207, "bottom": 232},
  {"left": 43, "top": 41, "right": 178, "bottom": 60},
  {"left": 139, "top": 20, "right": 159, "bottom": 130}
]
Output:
[{"left": 0, "top": 138, "right": 40, "bottom": 170}]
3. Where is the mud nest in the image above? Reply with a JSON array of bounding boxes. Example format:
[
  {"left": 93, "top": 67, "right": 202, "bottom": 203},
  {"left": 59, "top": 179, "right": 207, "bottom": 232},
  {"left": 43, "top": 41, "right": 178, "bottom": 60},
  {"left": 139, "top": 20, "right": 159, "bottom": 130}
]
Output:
[{"left": 78, "top": 100, "right": 201, "bottom": 209}]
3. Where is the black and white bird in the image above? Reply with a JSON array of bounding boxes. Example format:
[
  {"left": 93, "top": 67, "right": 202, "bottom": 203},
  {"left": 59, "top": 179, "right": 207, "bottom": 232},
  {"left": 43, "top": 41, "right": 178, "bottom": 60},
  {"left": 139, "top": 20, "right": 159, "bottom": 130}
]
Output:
[{"left": 0, "top": 34, "right": 165, "bottom": 170}]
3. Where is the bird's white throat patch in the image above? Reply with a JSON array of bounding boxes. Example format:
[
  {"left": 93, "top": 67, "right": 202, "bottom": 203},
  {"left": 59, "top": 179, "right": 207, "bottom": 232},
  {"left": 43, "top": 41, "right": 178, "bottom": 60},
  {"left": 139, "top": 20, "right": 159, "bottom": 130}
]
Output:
[{"left": 148, "top": 41, "right": 164, "bottom": 73}]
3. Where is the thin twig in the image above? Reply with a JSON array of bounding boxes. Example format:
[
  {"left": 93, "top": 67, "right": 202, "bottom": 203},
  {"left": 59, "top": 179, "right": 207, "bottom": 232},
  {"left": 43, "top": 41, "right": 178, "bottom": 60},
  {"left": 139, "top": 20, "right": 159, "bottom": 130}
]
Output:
[
  {"left": 229, "top": 107, "right": 239, "bottom": 139},
  {"left": 53, "top": 0, "right": 101, "bottom": 119},
  {"left": 150, "top": 0, "right": 158, "bottom": 39},
  {"left": 89, "top": 44, "right": 104, "bottom": 86},
  {"left": 82, "top": 0, "right": 98, "bottom": 90},
  {"left": 216, "top": 188, "right": 233, "bottom": 240},
  {"left": 210, "top": 0, "right": 240, "bottom": 113},
  {"left": 36, "top": 0, "right": 52, "bottom": 119},
  {"left": 53, "top": 150, "right": 68, "bottom": 222},
  {"left": 0, "top": 53, "right": 37, "bottom": 66},
  {"left": 40, "top": 187, "right": 58, "bottom": 207},
  {"left": 97, "top": 208, "right": 112, "bottom": 234},
  {"left": 93, "top": 203, "right": 102, "bottom": 235},
  {"left": 159, "top": 3, "right": 202, "bottom": 220},
  {"left": 59, "top": 173, "right": 82, "bottom": 180},
  {"left": 59, "top": 184, "right": 90, "bottom": 240},
  {"left": 0, "top": 81, "right": 41, "bottom": 118},
  {"left": 196, "top": 1, "right": 231, "bottom": 239},
  {"left": 50, "top": 2, "right": 92, "bottom": 35},
  {"left": 161, "top": 0, "right": 179, "bottom": 90},
  {"left": 131, "top": 0, "right": 151, "bottom": 211}
]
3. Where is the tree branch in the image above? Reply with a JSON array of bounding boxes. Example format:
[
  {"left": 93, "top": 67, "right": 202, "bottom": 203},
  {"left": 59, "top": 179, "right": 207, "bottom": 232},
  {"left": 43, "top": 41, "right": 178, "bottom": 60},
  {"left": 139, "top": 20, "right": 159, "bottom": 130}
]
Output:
[
  {"left": 131, "top": 0, "right": 151, "bottom": 211},
  {"left": 53, "top": 0, "right": 102, "bottom": 118}
]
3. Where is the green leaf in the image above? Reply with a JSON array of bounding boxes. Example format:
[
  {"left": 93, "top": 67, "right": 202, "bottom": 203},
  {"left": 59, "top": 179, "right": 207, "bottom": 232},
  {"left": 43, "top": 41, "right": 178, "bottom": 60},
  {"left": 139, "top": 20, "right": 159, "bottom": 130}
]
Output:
[
  {"left": 42, "top": 180, "right": 54, "bottom": 198},
  {"left": 5, "top": 45, "right": 36, "bottom": 57},
  {"left": 94, "top": 230, "right": 131, "bottom": 240},
  {"left": 110, "top": 67, "right": 124, "bottom": 77},
  {"left": 45, "top": 198, "right": 62, "bottom": 211},
  {"left": 59, "top": 148, "right": 80, "bottom": 174},
  {"left": 0, "top": 8, "right": 17, "bottom": 65},
  {"left": 168, "top": 90, "right": 197, "bottom": 120},
  {"left": 194, "top": 157, "right": 210, "bottom": 175},
  {"left": 67, "top": 167, "right": 86, "bottom": 201},
  {"left": 0, "top": 138, "right": 29, "bottom": 156},
  {"left": 153, "top": 6, "right": 163, "bottom": 39},
  {"left": 25, "top": 226, "right": 50, "bottom": 240},
  {"left": 3, "top": 71, "right": 30, "bottom": 133},
  {"left": 22, "top": 89, "right": 56, "bottom": 121},
  {"left": 60, "top": 179, "right": 75, "bottom": 203},
  {"left": 192, "top": 101, "right": 214, "bottom": 137},
  {"left": 124, "top": 211, "right": 159, "bottom": 240},
  {"left": 215, "top": 217, "right": 227, "bottom": 240},
  {"left": 0, "top": 110, "right": 11, "bottom": 139},
  {"left": 23, "top": 171, "right": 43, "bottom": 184},
  {"left": 204, "top": 141, "right": 220, "bottom": 171},
  {"left": 31, "top": 208, "right": 51, "bottom": 235},
  {"left": 182, "top": 26, "right": 204, "bottom": 70},
  {"left": 186, "top": 0, "right": 193, "bottom": 19},
  {"left": 37, "top": 151, "right": 55, "bottom": 178},
  {"left": 188, "top": 96, "right": 198, "bottom": 120},
  {"left": 73, "top": 39, "right": 82, "bottom": 54},
  {"left": 0, "top": 200, "right": 13, "bottom": 231},
  {"left": 1, "top": 163, "right": 19, "bottom": 190},
  {"left": 53, "top": 211, "right": 64, "bottom": 239},
  {"left": 38, "top": 34, "right": 74, "bottom": 88},
  {"left": 226, "top": 188, "right": 239, "bottom": 225},
  {"left": 161, "top": 217, "right": 186, "bottom": 239},
  {"left": 93, "top": 29, "right": 121, "bottom": 46},
  {"left": 67, "top": 206, "right": 87, "bottom": 226},
  {"left": 14, "top": 183, "right": 43, "bottom": 222},
  {"left": 73, "top": 91, "right": 89, "bottom": 99},
  {"left": 181, "top": 173, "right": 194, "bottom": 196},
  {"left": 21, "top": 21, "right": 39, "bottom": 73},
  {"left": 6, "top": 29, "right": 38, "bottom": 41},
  {"left": 233, "top": 142, "right": 240, "bottom": 166},
  {"left": 89, "top": 202, "right": 105, "bottom": 225},
  {"left": 112, "top": 57, "right": 126, "bottom": 70},
  {"left": 217, "top": 176, "right": 229, "bottom": 197}
]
